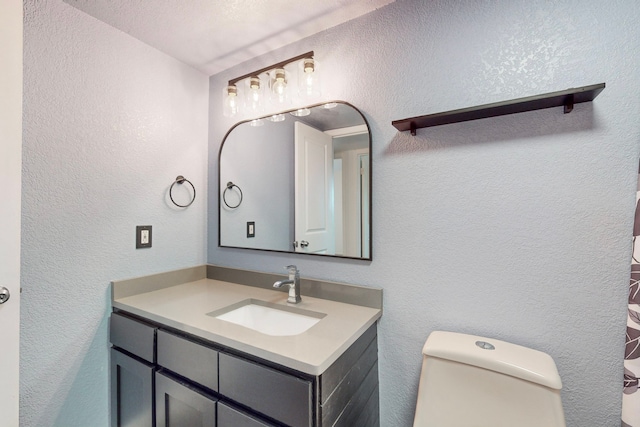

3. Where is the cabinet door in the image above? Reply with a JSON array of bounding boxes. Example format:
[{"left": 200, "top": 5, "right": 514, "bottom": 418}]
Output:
[
  {"left": 110, "top": 348, "right": 155, "bottom": 427},
  {"left": 155, "top": 371, "right": 217, "bottom": 427}
]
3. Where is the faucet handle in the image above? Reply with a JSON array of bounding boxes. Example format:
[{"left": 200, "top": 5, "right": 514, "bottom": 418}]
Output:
[{"left": 285, "top": 265, "right": 299, "bottom": 276}]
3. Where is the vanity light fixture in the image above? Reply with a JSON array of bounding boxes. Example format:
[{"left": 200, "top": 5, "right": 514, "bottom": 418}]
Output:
[
  {"left": 322, "top": 102, "right": 338, "bottom": 109},
  {"left": 222, "top": 51, "right": 318, "bottom": 119}
]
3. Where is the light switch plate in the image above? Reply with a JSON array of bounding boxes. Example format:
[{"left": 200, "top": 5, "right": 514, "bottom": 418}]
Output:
[
  {"left": 247, "top": 221, "right": 255, "bottom": 238},
  {"left": 136, "top": 225, "right": 152, "bottom": 248}
]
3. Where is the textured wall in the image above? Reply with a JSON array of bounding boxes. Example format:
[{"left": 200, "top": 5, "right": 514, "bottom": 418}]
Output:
[
  {"left": 21, "top": 1, "right": 209, "bottom": 425},
  {"left": 208, "top": 1, "right": 640, "bottom": 426}
]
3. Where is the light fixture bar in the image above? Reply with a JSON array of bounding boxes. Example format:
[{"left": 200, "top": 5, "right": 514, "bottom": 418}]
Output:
[{"left": 228, "top": 51, "right": 314, "bottom": 86}]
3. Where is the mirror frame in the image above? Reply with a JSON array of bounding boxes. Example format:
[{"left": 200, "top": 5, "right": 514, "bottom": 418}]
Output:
[{"left": 217, "top": 100, "right": 372, "bottom": 260}]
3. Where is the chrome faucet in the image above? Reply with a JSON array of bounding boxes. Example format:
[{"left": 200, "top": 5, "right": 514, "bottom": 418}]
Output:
[{"left": 273, "top": 265, "right": 301, "bottom": 304}]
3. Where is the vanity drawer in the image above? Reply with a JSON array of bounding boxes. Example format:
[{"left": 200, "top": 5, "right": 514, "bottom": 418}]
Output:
[
  {"left": 218, "top": 402, "right": 276, "bottom": 427},
  {"left": 109, "top": 312, "right": 156, "bottom": 363},
  {"left": 219, "top": 352, "right": 313, "bottom": 427},
  {"left": 157, "top": 329, "right": 219, "bottom": 392}
]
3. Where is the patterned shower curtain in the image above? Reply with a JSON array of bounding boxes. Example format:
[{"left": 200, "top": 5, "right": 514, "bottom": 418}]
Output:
[{"left": 623, "top": 169, "right": 640, "bottom": 427}]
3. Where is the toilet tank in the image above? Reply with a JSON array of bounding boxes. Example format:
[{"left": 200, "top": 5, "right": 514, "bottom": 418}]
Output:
[{"left": 413, "top": 331, "right": 566, "bottom": 427}]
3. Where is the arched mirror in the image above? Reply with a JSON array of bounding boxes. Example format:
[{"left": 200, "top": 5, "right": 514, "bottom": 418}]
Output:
[{"left": 218, "top": 101, "right": 372, "bottom": 260}]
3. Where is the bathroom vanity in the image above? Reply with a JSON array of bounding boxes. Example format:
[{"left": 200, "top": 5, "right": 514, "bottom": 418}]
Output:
[{"left": 109, "top": 265, "right": 382, "bottom": 427}]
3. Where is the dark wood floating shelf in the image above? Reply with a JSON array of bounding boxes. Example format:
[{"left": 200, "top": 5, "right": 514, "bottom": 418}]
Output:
[{"left": 392, "top": 83, "right": 605, "bottom": 135}]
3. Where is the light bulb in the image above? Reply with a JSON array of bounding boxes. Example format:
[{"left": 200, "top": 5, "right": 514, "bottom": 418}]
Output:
[
  {"left": 298, "top": 58, "right": 320, "bottom": 100},
  {"left": 304, "top": 74, "right": 315, "bottom": 96},
  {"left": 271, "top": 68, "right": 288, "bottom": 104},
  {"left": 303, "top": 59, "right": 315, "bottom": 96},
  {"left": 223, "top": 85, "right": 239, "bottom": 117},
  {"left": 245, "top": 76, "right": 263, "bottom": 114}
]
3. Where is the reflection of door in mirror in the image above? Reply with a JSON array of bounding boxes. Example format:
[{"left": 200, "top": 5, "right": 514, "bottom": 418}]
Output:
[
  {"left": 294, "top": 122, "right": 334, "bottom": 254},
  {"left": 360, "top": 153, "right": 370, "bottom": 259},
  {"left": 332, "top": 131, "right": 369, "bottom": 258}
]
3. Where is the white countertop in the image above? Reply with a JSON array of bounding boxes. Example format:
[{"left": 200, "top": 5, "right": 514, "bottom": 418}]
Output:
[{"left": 113, "top": 278, "right": 382, "bottom": 375}]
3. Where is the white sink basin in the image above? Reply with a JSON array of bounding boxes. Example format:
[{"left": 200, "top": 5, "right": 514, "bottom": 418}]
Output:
[{"left": 208, "top": 299, "right": 326, "bottom": 336}]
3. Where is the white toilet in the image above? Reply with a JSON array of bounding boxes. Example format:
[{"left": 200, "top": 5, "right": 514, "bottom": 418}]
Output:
[{"left": 413, "top": 331, "right": 566, "bottom": 427}]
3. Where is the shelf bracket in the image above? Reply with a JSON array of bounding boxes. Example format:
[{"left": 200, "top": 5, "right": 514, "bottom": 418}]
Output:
[
  {"left": 563, "top": 94, "right": 574, "bottom": 114},
  {"left": 410, "top": 123, "right": 417, "bottom": 136}
]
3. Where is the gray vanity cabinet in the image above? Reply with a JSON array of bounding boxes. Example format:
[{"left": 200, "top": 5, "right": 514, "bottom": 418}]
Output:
[{"left": 110, "top": 310, "right": 379, "bottom": 427}]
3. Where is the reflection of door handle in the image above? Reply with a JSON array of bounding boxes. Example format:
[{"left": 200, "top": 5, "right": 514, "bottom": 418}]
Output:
[
  {"left": 292, "top": 241, "right": 299, "bottom": 249},
  {"left": 0, "top": 287, "right": 10, "bottom": 304},
  {"left": 300, "top": 240, "right": 309, "bottom": 248}
]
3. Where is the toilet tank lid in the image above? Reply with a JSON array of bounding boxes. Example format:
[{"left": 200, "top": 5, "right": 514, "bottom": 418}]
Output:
[{"left": 423, "top": 331, "right": 562, "bottom": 390}]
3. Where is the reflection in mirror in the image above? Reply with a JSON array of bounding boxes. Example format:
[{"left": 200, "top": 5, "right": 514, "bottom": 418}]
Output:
[{"left": 219, "top": 101, "right": 371, "bottom": 260}]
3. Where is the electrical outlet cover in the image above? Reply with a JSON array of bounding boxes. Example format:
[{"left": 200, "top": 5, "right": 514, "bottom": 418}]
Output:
[{"left": 136, "top": 225, "right": 152, "bottom": 248}]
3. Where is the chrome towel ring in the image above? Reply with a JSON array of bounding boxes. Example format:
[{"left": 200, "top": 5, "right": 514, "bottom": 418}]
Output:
[
  {"left": 223, "top": 181, "right": 243, "bottom": 209},
  {"left": 170, "top": 175, "right": 196, "bottom": 208}
]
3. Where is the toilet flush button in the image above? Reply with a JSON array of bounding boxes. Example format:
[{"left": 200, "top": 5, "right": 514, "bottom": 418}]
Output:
[{"left": 475, "top": 341, "right": 495, "bottom": 350}]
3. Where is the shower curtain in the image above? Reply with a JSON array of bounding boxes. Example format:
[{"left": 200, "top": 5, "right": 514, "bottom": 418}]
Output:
[{"left": 623, "top": 169, "right": 640, "bottom": 427}]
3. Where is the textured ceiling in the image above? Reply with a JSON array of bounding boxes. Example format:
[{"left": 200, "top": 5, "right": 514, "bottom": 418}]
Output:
[{"left": 63, "top": 0, "right": 395, "bottom": 76}]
